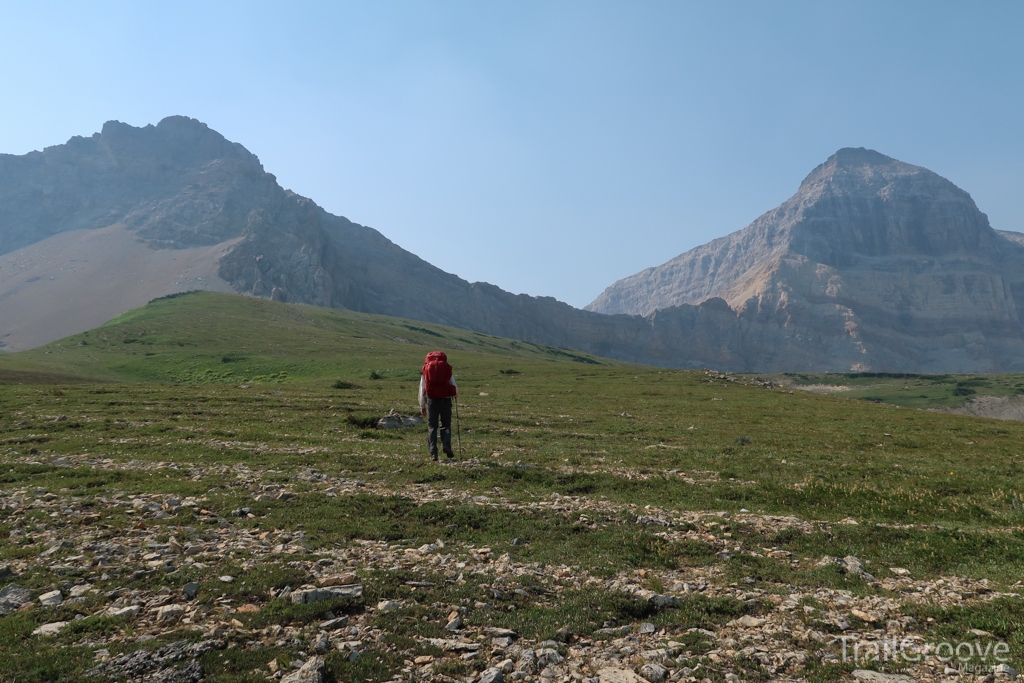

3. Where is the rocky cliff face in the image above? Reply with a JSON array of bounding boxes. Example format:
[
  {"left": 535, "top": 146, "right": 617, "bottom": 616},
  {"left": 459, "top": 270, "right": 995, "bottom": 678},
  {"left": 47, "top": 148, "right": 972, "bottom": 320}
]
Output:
[
  {"left": 4, "top": 123, "right": 1022, "bottom": 372},
  {"left": 587, "top": 148, "right": 1024, "bottom": 372},
  {"left": 0, "top": 118, "right": 269, "bottom": 254}
]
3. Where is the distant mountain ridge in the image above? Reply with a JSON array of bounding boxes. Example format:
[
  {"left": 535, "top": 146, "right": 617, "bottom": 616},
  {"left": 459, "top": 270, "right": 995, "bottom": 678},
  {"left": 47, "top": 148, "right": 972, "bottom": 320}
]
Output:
[{"left": 3, "top": 120, "right": 1024, "bottom": 371}]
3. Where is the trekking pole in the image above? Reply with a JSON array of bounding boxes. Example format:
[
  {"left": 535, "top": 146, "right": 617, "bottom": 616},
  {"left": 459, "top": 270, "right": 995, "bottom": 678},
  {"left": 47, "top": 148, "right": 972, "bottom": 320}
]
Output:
[{"left": 454, "top": 396, "right": 463, "bottom": 458}]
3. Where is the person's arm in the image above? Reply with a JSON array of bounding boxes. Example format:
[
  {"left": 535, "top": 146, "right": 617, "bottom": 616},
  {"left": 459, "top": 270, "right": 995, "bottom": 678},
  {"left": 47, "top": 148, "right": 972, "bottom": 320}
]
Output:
[
  {"left": 418, "top": 376, "right": 426, "bottom": 414},
  {"left": 449, "top": 375, "right": 457, "bottom": 397}
]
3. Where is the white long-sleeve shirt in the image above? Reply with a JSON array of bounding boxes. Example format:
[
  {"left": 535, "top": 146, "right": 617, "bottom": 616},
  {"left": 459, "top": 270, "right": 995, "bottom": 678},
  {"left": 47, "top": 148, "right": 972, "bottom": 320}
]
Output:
[{"left": 418, "top": 374, "right": 457, "bottom": 411}]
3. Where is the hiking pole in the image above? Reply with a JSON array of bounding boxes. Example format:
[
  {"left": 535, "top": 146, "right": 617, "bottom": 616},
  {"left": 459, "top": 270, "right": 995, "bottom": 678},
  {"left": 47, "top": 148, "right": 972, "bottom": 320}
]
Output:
[{"left": 454, "top": 396, "right": 463, "bottom": 458}]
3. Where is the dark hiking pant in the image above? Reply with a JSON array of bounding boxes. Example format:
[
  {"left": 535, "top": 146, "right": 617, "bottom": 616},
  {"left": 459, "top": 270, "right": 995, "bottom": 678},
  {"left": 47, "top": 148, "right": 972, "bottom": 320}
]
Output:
[{"left": 426, "top": 397, "right": 453, "bottom": 457}]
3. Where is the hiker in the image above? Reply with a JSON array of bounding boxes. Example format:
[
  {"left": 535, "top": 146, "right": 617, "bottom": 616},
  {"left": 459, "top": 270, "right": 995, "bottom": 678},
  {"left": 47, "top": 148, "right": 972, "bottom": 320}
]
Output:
[{"left": 419, "top": 351, "right": 458, "bottom": 461}]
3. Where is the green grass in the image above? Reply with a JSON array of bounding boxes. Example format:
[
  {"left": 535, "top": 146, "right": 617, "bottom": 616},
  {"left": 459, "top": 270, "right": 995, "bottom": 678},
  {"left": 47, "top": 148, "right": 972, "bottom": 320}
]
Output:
[
  {"left": 0, "top": 291, "right": 618, "bottom": 384},
  {"left": 772, "top": 370, "right": 1024, "bottom": 410},
  {"left": 2, "top": 292, "right": 1024, "bottom": 680}
]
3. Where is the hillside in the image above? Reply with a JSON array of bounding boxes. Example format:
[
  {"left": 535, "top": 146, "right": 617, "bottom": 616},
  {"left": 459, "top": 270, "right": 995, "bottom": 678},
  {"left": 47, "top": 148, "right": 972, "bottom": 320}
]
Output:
[
  {"left": 1, "top": 292, "right": 1024, "bottom": 681},
  {"left": 0, "top": 291, "right": 614, "bottom": 385}
]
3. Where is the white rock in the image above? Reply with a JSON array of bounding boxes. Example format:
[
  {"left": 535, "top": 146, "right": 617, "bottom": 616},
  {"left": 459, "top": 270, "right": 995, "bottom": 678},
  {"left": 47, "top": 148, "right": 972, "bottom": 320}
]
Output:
[
  {"left": 641, "top": 648, "right": 669, "bottom": 663},
  {"left": 156, "top": 604, "right": 184, "bottom": 623},
  {"left": 38, "top": 590, "right": 62, "bottom": 607},
  {"left": 639, "top": 663, "right": 667, "bottom": 682},
  {"left": 281, "top": 655, "right": 324, "bottom": 683},
  {"left": 851, "top": 671, "right": 913, "bottom": 682},
  {"left": 484, "top": 627, "right": 518, "bottom": 638},
  {"left": 425, "top": 638, "right": 481, "bottom": 652},
  {"left": 598, "top": 669, "right": 646, "bottom": 683},
  {"left": 376, "top": 599, "right": 400, "bottom": 613},
  {"left": 218, "top": 575, "right": 234, "bottom": 583},
  {"left": 106, "top": 605, "right": 141, "bottom": 618},
  {"left": 479, "top": 667, "right": 505, "bottom": 683},
  {"left": 290, "top": 585, "right": 364, "bottom": 604},
  {"left": 32, "top": 621, "right": 68, "bottom": 636}
]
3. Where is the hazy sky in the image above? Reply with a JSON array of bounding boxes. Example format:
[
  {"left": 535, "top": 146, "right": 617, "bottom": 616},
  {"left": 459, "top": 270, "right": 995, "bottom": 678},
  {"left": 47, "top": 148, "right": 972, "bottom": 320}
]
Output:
[{"left": 2, "top": 2, "right": 1022, "bottom": 307}]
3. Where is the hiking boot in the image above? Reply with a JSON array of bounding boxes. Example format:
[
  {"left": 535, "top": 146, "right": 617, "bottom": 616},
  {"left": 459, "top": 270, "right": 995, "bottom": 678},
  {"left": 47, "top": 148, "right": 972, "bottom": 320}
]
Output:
[
  {"left": 443, "top": 449, "right": 455, "bottom": 460},
  {"left": 430, "top": 453, "right": 439, "bottom": 462}
]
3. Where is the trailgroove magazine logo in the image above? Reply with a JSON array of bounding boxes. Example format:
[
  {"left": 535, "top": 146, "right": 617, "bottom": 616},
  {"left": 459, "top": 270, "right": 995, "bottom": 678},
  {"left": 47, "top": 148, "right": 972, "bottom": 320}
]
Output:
[{"left": 841, "top": 636, "right": 1011, "bottom": 666}]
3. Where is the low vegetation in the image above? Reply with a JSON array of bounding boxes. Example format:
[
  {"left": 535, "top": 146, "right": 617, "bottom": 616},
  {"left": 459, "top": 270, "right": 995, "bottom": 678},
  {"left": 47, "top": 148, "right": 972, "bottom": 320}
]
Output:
[
  {"left": 773, "top": 371, "right": 1024, "bottom": 411},
  {"left": 0, "top": 292, "right": 1021, "bottom": 682}
]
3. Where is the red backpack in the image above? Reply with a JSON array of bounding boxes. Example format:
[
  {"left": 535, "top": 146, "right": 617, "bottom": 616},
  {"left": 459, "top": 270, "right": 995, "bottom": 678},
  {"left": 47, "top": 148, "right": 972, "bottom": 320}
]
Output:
[{"left": 423, "top": 351, "right": 456, "bottom": 399}]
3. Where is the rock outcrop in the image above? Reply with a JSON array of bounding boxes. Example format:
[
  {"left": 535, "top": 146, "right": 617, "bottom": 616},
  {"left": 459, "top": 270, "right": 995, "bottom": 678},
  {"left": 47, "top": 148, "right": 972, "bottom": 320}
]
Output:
[{"left": 587, "top": 148, "right": 1024, "bottom": 372}]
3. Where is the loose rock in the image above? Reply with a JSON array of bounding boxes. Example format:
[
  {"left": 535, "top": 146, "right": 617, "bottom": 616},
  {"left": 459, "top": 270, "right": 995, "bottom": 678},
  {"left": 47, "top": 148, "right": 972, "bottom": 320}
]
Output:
[
  {"left": 317, "top": 573, "right": 358, "bottom": 587},
  {"left": 598, "top": 668, "right": 646, "bottom": 683},
  {"left": 0, "top": 584, "right": 32, "bottom": 615},
  {"left": 851, "top": 671, "right": 913, "bottom": 682},
  {"left": 156, "top": 604, "right": 184, "bottom": 623},
  {"left": 376, "top": 599, "right": 399, "bottom": 612},
  {"left": 281, "top": 655, "right": 324, "bottom": 683},
  {"left": 32, "top": 621, "right": 68, "bottom": 636},
  {"left": 290, "top": 585, "right": 363, "bottom": 604},
  {"left": 639, "top": 663, "right": 667, "bottom": 682},
  {"left": 479, "top": 667, "right": 505, "bottom": 683},
  {"left": 38, "top": 589, "right": 62, "bottom": 607}
]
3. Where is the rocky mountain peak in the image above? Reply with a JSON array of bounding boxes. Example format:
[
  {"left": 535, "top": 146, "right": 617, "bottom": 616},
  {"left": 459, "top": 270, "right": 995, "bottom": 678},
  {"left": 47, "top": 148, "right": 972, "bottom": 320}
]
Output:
[
  {"left": 0, "top": 116, "right": 271, "bottom": 255},
  {"left": 587, "top": 148, "right": 1024, "bottom": 371},
  {"left": 93, "top": 116, "right": 261, "bottom": 172},
  {"left": 798, "top": 147, "right": 927, "bottom": 195},
  {"left": 790, "top": 148, "right": 995, "bottom": 265},
  {"left": 830, "top": 146, "right": 894, "bottom": 166}
]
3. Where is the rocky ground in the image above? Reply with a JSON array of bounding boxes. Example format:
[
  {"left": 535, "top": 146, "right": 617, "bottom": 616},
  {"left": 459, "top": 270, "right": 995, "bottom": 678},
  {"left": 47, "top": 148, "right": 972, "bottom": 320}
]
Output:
[{"left": 2, "top": 451, "right": 1021, "bottom": 683}]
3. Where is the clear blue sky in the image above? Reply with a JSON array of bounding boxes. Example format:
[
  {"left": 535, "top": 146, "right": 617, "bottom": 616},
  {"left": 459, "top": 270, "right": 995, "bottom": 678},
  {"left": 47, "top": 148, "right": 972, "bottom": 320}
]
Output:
[{"left": 2, "top": 2, "right": 1022, "bottom": 307}]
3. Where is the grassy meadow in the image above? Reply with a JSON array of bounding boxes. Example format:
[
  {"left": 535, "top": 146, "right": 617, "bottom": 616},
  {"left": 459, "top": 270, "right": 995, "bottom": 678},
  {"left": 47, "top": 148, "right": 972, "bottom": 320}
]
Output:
[
  {"left": 1, "top": 292, "right": 1022, "bottom": 682},
  {"left": 773, "top": 371, "right": 1024, "bottom": 411}
]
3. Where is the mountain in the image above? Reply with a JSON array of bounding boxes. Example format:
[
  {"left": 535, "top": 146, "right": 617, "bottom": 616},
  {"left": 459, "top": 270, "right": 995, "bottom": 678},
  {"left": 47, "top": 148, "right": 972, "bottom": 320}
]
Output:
[
  {"left": 587, "top": 148, "right": 1024, "bottom": 372},
  {"left": 3, "top": 120, "right": 1023, "bottom": 372},
  {"left": 0, "top": 116, "right": 731, "bottom": 366}
]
